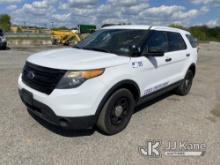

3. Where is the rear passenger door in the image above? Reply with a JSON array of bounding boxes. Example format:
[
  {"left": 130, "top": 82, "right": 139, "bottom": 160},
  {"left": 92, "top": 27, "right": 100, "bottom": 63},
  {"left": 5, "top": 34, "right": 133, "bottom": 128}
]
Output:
[{"left": 165, "top": 32, "right": 189, "bottom": 82}]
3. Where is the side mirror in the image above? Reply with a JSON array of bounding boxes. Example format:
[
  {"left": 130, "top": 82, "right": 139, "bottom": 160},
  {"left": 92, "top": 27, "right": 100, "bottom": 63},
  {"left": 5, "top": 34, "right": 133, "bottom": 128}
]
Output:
[{"left": 129, "top": 45, "right": 141, "bottom": 57}]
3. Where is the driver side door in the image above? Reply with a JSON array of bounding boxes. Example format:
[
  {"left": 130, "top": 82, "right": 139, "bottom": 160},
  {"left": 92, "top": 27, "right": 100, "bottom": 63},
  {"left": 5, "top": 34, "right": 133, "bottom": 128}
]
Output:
[{"left": 131, "top": 30, "right": 172, "bottom": 97}]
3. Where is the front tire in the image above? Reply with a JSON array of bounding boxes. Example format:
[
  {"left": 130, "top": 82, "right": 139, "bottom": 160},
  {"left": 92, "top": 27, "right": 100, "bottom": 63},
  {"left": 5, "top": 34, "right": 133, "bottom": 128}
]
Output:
[
  {"left": 175, "top": 69, "right": 194, "bottom": 96},
  {"left": 97, "top": 88, "right": 135, "bottom": 135}
]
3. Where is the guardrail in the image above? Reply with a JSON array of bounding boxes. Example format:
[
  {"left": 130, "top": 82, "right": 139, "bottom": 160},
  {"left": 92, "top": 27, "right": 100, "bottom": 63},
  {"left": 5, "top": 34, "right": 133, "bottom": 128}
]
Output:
[
  {"left": 5, "top": 32, "right": 50, "bottom": 39},
  {"left": 5, "top": 33, "right": 51, "bottom": 46}
]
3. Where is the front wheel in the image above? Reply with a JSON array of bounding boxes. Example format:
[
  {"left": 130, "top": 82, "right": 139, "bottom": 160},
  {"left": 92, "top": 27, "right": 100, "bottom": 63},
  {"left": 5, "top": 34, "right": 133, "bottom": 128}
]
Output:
[
  {"left": 175, "top": 70, "right": 194, "bottom": 96},
  {"left": 97, "top": 88, "right": 135, "bottom": 135}
]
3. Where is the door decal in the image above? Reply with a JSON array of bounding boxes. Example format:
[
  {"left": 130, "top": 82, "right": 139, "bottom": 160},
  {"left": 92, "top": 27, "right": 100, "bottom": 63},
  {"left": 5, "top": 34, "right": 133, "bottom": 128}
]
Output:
[
  {"left": 132, "top": 61, "right": 143, "bottom": 68},
  {"left": 144, "top": 82, "right": 169, "bottom": 96}
]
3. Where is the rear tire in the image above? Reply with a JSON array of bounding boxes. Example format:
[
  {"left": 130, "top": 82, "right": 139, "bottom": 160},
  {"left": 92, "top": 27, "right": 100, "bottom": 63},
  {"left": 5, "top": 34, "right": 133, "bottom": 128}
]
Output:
[
  {"left": 175, "top": 69, "right": 194, "bottom": 96},
  {"left": 97, "top": 88, "right": 135, "bottom": 135}
]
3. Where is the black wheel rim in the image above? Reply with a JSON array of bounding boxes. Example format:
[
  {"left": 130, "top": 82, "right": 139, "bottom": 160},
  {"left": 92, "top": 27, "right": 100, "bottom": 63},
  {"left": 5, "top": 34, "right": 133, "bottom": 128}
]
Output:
[{"left": 110, "top": 97, "right": 129, "bottom": 126}]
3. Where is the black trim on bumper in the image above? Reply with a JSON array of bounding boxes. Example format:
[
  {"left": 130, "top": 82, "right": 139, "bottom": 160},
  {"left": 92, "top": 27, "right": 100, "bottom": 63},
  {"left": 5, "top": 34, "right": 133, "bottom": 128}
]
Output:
[{"left": 19, "top": 89, "right": 96, "bottom": 129}]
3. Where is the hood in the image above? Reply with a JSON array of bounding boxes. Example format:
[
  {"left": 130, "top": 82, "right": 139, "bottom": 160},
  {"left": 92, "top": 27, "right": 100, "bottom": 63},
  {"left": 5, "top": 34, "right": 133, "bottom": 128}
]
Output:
[{"left": 27, "top": 48, "right": 130, "bottom": 70}]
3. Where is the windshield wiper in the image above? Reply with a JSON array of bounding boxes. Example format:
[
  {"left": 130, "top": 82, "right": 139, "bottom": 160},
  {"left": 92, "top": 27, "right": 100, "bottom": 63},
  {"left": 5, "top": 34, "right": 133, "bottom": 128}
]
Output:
[{"left": 83, "top": 47, "right": 112, "bottom": 53}]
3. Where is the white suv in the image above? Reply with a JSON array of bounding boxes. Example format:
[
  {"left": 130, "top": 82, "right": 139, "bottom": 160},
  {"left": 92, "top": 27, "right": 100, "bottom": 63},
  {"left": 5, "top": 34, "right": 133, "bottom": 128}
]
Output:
[{"left": 18, "top": 25, "right": 198, "bottom": 135}]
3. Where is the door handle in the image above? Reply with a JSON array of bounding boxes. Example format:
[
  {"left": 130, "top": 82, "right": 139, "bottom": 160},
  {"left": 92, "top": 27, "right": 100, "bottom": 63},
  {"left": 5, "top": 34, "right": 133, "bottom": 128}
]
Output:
[
  {"left": 165, "top": 58, "right": 172, "bottom": 62},
  {"left": 186, "top": 53, "right": 190, "bottom": 57}
]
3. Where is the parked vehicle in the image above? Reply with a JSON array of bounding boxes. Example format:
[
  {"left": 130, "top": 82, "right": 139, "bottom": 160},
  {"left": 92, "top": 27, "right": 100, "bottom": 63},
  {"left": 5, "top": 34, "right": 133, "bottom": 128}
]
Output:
[
  {"left": 51, "top": 30, "right": 81, "bottom": 46},
  {"left": 0, "top": 29, "right": 7, "bottom": 49},
  {"left": 78, "top": 24, "right": 96, "bottom": 33},
  {"left": 18, "top": 25, "right": 198, "bottom": 135}
]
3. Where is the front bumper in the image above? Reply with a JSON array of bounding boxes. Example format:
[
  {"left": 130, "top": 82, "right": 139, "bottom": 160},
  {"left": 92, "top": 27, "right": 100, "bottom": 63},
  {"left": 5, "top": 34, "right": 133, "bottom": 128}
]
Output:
[
  {"left": 19, "top": 89, "right": 96, "bottom": 129},
  {"left": 18, "top": 73, "right": 107, "bottom": 129},
  {"left": 18, "top": 74, "right": 106, "bottom": 117}
]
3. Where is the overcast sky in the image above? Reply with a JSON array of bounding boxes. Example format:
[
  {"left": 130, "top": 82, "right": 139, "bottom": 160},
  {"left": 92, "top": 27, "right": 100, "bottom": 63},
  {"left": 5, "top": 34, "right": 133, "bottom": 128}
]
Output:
[{"left": 0, "top": 0, "right": 219, "bottom": 28}]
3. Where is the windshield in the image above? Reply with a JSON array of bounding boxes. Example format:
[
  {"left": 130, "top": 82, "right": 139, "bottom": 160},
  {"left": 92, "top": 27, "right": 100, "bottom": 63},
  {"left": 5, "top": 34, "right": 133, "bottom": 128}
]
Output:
[{"left": 75, "top": 29, "right": 149, "bottom": 56}]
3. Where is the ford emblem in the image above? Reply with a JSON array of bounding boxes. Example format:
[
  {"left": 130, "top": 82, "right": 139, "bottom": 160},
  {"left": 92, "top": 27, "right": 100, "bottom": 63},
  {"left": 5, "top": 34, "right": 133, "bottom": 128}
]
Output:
[{"left": 27, "top": 71, "right": 35, "bottom": 80}]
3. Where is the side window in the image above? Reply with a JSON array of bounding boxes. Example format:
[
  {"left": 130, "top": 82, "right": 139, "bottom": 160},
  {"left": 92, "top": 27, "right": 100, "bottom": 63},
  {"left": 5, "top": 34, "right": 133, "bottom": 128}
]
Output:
[
  {"left": 167, "top": 32, "right": 187, "bottom": 51},
  {"left": 146, "top": 31, "right": 168, "bottom": 52},
  {"left": 186, "top": 34, "right": 198, "bottom": 48}
]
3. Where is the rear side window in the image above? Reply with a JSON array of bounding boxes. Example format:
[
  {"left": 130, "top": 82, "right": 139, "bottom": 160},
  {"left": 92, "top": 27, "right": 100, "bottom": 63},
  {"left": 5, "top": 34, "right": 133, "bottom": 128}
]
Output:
[
  {"left": 186, "top": 34, "right": 197, "bottom": 48},
  {"left": 167, "top": 32, "right": 187, "bottom": 51}
]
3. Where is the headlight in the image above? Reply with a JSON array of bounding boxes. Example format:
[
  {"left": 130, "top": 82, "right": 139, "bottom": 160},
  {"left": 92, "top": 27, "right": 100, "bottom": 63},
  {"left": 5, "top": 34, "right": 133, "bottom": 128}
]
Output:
[{"left": 56, "top": 69, "right": 105, "bottom": 89}]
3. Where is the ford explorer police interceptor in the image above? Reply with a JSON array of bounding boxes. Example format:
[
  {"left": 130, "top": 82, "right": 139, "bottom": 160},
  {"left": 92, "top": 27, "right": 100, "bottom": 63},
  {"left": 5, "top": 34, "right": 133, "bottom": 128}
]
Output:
[{"left": 18, "top": 25, "right": 198, "bottom": 135}]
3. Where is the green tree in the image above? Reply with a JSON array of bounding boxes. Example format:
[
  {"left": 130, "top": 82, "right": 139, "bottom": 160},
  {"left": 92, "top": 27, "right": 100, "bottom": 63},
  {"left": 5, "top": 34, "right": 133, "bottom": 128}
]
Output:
[
  {"left": 189, "top": 26, "right": 207, "bottom": 41},
  {"left": 169, "top": 24, "right": 220, "bottom": 42},
  {"left": 169, "top": 24, "right": 187, "bottom": 30},
  {"left": 52, "top": 26, "right": 70, "bottom": 31},
  {"left": 0, "top": 14, "right": 11, "bottom": 32}
]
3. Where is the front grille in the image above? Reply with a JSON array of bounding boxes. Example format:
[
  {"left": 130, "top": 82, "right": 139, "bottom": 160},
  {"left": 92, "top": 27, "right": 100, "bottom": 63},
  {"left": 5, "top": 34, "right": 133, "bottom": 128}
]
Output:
[{"left": 22, "top": 62, "right": 66, "bottom": 95}]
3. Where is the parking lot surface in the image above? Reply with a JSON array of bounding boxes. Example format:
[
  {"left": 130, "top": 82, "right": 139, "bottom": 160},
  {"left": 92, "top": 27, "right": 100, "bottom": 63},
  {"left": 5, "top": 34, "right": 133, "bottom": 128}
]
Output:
[{"left": 0, "top": 43, "right": 220, "bottom": 165}]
